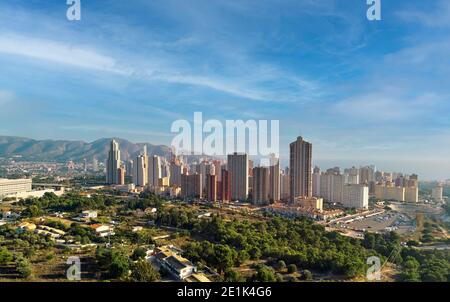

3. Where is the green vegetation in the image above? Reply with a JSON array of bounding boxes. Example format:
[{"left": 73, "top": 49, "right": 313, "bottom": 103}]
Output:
[
  {"left": 181, "top": 215, "right": 374, "bottom": 279},
  {"left": 95, "top": 247, "right": 160, "bottom": 282},
  {"left": 363, "top": 231, "right": 450, "bottom": 282},
  {"left": 287, "top": 264, "right": 297, "bottom": 274},
  {"left": 250, "top": 265, "right": 279, "bottom": 282},
  {"left": 0, "top": 247, "right": 14, "bottom": 265},
  {"left": 1, "top": 192, "right": 449, "bottom": 282},
  {"left": 15, "top": 256, "right": 32, "bottom": 278},
  {"left": 19, "top": 192, "right": 117, "bottom": 215},
  {"left": 400, "top": 248, "right": 450, "bottom": 282},
  {"left": 131, "top": 247, "right": 147, "bottom": 261},
  {"left": 95, "top": 247, "right": 130, "bottom": 279},
  {"left": 223, "top": 269, "right": 246, "bottom": 282},
  {"left": 129, "top": 259, "right": 160, "bottom": 282}
]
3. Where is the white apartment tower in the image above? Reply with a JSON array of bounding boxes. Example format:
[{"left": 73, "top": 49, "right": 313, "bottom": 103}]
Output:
[{"left": 343, "top": 184, "right": 369, "bottom": 209}]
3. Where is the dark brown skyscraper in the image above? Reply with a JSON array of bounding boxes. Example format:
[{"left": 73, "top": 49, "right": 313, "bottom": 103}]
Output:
[
  {"left": 221, "top": 169, "right": 231, "bottom": 202},
  {"left": 289, "top": 136, "right": 312, "bottom": 201},
  {"left": 206, "top": 174, "right": 217, "bottom": 202}
]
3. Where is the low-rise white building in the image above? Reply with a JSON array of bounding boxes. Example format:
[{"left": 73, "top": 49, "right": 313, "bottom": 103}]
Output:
[
  {"left": 90, "top": 224, "right": 114, "bottom": 237},
  {"left": 0, "top": 178, "right": 32, "bottom": 198},
  {"left": 81, "top": 210, "right": 98, "bottom": 219},
  {"left": 151, "top": 246, "right": 197, "bottom": 280}
]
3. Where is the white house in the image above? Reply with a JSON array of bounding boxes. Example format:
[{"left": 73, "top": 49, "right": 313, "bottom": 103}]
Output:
[{"left": 81, "top": 210, "right": 98, "bottom": 219}]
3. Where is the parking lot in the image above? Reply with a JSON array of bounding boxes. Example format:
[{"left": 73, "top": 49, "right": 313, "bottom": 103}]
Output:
[{"left": 330, "top": 211, "right": 415, "bottom": 235}]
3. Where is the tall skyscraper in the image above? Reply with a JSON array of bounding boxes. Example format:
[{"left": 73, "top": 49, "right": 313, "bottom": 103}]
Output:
[
  {"left": 345, "top": 166, "right": 360, "bottom": 185},
  {"left": 134, "top": 155, "right": 148, "bottom": 187},
  {"left": 359, "top": 166, "right": 374, "bottom": 185},
  {"left": 148, "top": 155, "right": 162, "bottom": 190},
  {"left": 160, "top": 158, "right": 171, "bottom": 179},
  {"left": 170, "top": 160, "right": 183, "bottom": 187},
  {"left": 106, "top": 140, "right": 121, "bottom": 184},
  {"left": 227, "top": 153, "right": 249, "bottom": 201},
  {"left": 221, "top": 169, "right": 231, "bottom": 202},
  {"left": 181, "top": 173, "right": 202, "bottom": 199},
  {"left": 126, "top": 159, "right": 134, "bottom": 177},
  {"left": 199, "top": 161, "right": 213, "bottom": 192},
  {"left": 206, "top": 174, "right": 217, "bottom": 202},
  {"left": 269, "top": 156, "right": 280, "bottom": 203},
  {"left": 320, "top": 169, "right": 344, "bottom": 204},
  {"left": 253, "top": 166, "right": 270, "bottom": 205},
  {"left": 133, "top": 146, "right": 148, "bottom": 187},
  {"left": 213, "top": 160, "right": 223, "bottom": 182},
  {"left": 117, "top": 166, "right": 126, "bottom": 185},
  {"left": 312, "top": 166, "right": 321, "bottom": 197},
  {"left": 280, "top": 168, "right": 290, "bottom": 201},
  {"left": 289, "top": 136, "right": 312, "bottom": 201}
]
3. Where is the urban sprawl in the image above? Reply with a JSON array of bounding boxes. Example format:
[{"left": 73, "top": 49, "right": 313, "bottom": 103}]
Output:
[{"left": 0, "top": 136, "right": 449, "bottom": 282}]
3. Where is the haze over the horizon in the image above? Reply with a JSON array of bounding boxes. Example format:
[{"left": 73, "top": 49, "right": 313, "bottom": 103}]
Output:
[{"left": 1, "top": 1, "right": 450, "bottom": 180}]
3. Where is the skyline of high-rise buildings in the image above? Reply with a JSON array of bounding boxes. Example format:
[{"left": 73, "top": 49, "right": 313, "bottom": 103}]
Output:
[{"left": 104, "top": 133, "right": 423, "bottom": 208}]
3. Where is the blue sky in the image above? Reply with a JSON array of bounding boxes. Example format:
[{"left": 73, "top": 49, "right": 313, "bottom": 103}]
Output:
[{"left": 0, "top": 0, "right": 449, "bottom": 180}]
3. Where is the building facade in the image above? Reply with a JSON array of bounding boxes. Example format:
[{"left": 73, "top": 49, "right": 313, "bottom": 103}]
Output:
[
  {"left": 289, "top": 136, "right": 312, "bottom": 201},
  {"left": 106, "top": 140, "right": 121, "bottom": 184},
  {"left": 343, "top": 184, "right": 369, "bottom": 209},
  {"left": 227, "top": 153, "right": 249, "bottom": 201},
  {"left": 252, "top": 167, "right": 270, "bottom": 205},
  {"left": 269, "top": 156, "right": 280, "bottom": 203},
  {"left": 0, "top": 178, "right": 32, "bottom": 197}
]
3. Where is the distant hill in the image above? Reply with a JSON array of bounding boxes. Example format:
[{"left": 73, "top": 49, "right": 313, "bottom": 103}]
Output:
[{"left": 0, "top": 136, "right": 172, "bottom": 163}]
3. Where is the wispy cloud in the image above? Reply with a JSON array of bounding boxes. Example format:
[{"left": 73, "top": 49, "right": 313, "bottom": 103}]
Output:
[
  {"left": 333, "top": 92, "right": 443, "bottom": 122},
  {"left": 0, "top": 31, "right": 321, "bottom": 103},
  {"left": 0, "top": 34, "right": 124, "bottom": 74},
  {"left": 397, "top": 0, "right": 450, "bottom": 28}
]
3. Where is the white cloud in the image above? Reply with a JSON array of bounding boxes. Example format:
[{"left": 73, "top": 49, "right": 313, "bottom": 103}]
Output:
[
  {"left": 0, "top": 33, "right": 125, "bottom": 74},
  {"left": 0, "top": 32, "right": 320, "bottom": 103}
]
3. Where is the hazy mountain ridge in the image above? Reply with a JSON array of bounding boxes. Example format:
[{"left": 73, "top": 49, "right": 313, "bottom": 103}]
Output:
[{"left": 0, "top": 136, "right": 172, "bottom": 163}]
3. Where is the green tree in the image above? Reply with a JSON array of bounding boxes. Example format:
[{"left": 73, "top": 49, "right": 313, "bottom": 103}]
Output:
[
  {"left": 248, "top": 247, "right": 262, "bottom": 260},
  {"left": 237, "top": 250, "right": 250, "bottom": 266},
  {"left": 131, "top": 247, "right": 147, "bottom": 261},
  {"left": 400, "top": 256, "right": 420, "bottom": 282},
  {"left": 287, "top": 264, "right": 297, "bottom": 274},
  {"left": 129, "top": 259, "right": 160, "bottom": 282},
  {"left": 277, "top": 260, "right": 286, "bottom": 271},
  {"left": 302, "top": 269, "right": 313, "bottom": 281},
  {"left": 213, "top": 244, "right": 237, "bottom": 274},
  {"left": 0, "top": 247, "right": 13, "bottom": 265},
  {"left": 223, "top": 269, "right": 246, "bottom": 282},
  {"left": 16, "top": 257, "right": 32, "bottom": 278},
  {"left": 252, "top": 265, "right": 277, "bottom": 282}
]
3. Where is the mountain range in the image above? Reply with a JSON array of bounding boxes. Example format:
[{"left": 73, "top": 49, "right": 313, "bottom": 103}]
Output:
[{"left": 0, "top": 135, "right": 172, "bottom": 163}]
